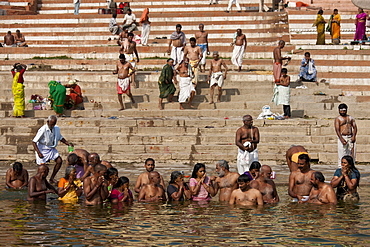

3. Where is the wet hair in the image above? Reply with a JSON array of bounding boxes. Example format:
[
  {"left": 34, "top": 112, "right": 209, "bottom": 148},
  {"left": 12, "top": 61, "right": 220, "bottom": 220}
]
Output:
[
  {"left": 191, "top": 163, "right": 206, "bottom": 178},
  {"left": 238, "top": 174, "right": 251, "bottom": 183},
  {"left": 127, "top": 32, "right": 134, "bottom": 37},
  {"left": 119, "top": 54, "right": 125, "bottom": 60},
  {"left": 67, "top": 153, "right": 79, "bottom": 166},
  {"left": 216, "top": 160, "right": 229, "bottom": 171},
  {"left": 298, "top": 153, "right": 310, "bottom": 163},
  {"left": 249, "top": 161, "right": 261, "bottom": 171},
  {"left": 114, "top": 176, "right": 129, "bottom": 189},
  {"left": 167, "top": 58, "right": 174, "bottom": 63},
  {"left": 304, "top": 52, "right": 311, "bottom": 57},
  {"left": 341, "top": 155, "right": 360, "bottom": 184},
  {"left": 281, "top": 68, "right": 288, "bottom": 74},
  {"left": 13, "top": 162, "right": 23, "bottom": 172},
  {"left": 176, "top": 24, "right": 182, "bottom": 29},
  {"left": 169, "top": 171, "right": 183, "bottom": 184},
  {"left": 313, "top": 171, "right": 325, "bottom": 182},
  {"left": 190, "top": 37, "right": 196, "bottom": 43},
  {"left": 145, "top": 158, "right": 155, "bottom": 165},
  {"left": 338, "top": 103, "right": 348, "bottom": 109},
  {"left": 318, "top": 9, "right": 323, "bottom": 15},
  {"left": 94, "top": 163, "right": 107, "bottom": 172},
  {"left": 105, "top": 167, "right": 118, "bottom": 180},
  {"left": 64, "top": 165, "right": 76, "bottom": 179}
]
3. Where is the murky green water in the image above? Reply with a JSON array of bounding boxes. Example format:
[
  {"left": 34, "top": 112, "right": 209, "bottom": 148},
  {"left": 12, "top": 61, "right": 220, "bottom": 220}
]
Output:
[{"left": 0, "top": 186, "right": 369, "bottom": 246}]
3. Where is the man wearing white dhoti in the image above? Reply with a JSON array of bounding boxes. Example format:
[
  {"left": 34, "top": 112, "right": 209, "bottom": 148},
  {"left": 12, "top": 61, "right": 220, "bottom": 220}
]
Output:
[
  {"left": 208, "top": 51, "right": 228, "bottom": 104},
  {"left": 167, "top": 24, "right": 186, "bottom": 66},
  {"left": 334, "top": 104, "right": 357, "bottom": 168},
  {"left": 231, "top": 29, "right": 247, "bottom": 72},
  {"left": 177, "top": 58, "right": 195, "bottom": 110},
  {"left": 32, "top": 115, "right": 73, "bottom": 184},
  {"left": 272, "top": 68, "right": 291, "bottom": 118},
  {"left": 235, "top": 115, "right": 260, "bottom": 174}
]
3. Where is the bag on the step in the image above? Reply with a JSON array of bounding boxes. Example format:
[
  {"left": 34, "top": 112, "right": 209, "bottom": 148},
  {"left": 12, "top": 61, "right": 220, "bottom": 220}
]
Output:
[{"left": 366, "top": 19, "right": 370, "bottom": 27}]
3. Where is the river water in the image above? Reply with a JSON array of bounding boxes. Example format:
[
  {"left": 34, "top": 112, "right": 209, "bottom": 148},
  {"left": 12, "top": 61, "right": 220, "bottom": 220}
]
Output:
[{"left": 1, "top": 185, "right": 369, "bottom": 246}]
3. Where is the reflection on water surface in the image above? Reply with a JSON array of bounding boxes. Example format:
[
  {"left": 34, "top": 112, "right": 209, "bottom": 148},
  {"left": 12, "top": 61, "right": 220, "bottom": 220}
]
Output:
[{"left": 0, "top": 186, "right": 369, "bottom": 246}]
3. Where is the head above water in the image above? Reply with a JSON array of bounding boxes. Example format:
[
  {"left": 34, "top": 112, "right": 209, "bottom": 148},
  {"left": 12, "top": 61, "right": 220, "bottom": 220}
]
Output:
[
  {"left": 260, "top": 165, "right": 272, "bottom": 180},
  {"left": 67, "top": 153, "right": 79, "bottom": 166},
  {"left": 114, "top": 176, "right": 130, "bottom": 189},
  {"left": 191, "top": 163, "right": 206, "bottom": 178},
  {"left": 13, "top": 162, "right": 23, "bottom": 172},
  {"left": 169, "top": 171, "right": 183, "bottom": 184},
  {"left": 64, "top": 165, "right": 76, "bottom": 180},
  {"left": 144, "top": 158, "right": 155, "bottom": 172},
  {"left": 88, "top": 153, "right": 101, "bottom": 166},
  {"left": 149, "top": 171, "right": 160, "bottom": 184},
  {"left": 38, "top": 165, "right": 49, "bottom": 178},
  {"left": 297, "top": 153, "right": 310, "bottom": 171},
  {"left": 94, "top": 163, "right": 107, "bottom": 175}
]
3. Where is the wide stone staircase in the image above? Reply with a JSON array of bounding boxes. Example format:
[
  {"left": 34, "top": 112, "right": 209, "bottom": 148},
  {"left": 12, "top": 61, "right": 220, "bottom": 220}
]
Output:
[{"left": 0, "top": 0, "right": 369, "bottom": 168}]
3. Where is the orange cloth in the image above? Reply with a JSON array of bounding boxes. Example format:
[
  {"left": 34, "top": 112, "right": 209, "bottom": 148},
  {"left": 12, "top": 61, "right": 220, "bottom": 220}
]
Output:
[
  {"left": 139, "top": 8, "right": 149, "bottom": 23},
  {"left": 68, "top": 85, "right": 83, "bottom": 105},
  {"left": 296, "top": 1, "right": 309, "bottom": 7}
]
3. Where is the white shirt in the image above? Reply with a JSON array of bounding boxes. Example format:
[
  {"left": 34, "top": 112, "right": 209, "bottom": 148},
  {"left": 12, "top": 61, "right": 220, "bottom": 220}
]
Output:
[
  {"left": 33, "top": 124, "right": 63, "bottom": 148},
  {"left": 123, "top": 13, "right": 136, "bottom": 25}
]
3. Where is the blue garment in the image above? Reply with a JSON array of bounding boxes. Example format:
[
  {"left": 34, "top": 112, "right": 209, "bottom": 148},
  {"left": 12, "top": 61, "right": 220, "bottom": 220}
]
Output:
[
  {"left": 197, "top": 44, "right": 207, "bottom": 53},
  {"left": 333, "top": 168, "right": 360, "bottom": 180},
  {"left": 299, "top": 58, "right": 317, "bottom": 81}
]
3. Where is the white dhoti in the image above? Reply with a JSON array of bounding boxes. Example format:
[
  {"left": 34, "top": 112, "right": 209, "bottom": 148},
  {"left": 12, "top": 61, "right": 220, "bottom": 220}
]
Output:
[
  {"left": 117, "top": 78, "right": 130, "bottom": 93},
  {"left": 272, "top": 85, "right": 290, "bottom": 105},
  {"left": 35, "top": 143, "right": 60, "bottom": 165},
  {"left": 231, "top": 45, "right": 244, "bottom": 67},
  {"left": 170, "top": 46, "right": 184, "bottom": 65},
  {"left": 237, "top": 142, "right": 258, "bottom": 174},
  {"left": 338, "top": 135, "right": 356, "bottom": 167},
  {"left": 210, "top": 72, "right": 224, "bottom": 87},
  {"left": 124, "top": 53, "right": 136, "bottom": 68},
  {"left": 178, "top": 77, "right": 195, "bottom": 103},
  {"left": 141, "top": 23, "right": 150, "bottom": 45}
]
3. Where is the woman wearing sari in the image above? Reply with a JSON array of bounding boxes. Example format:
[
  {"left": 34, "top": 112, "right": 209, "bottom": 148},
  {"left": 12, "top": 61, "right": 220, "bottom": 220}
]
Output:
[
  {"left": 48, "top": 80, "right": 66, "bottom": 116},
  {"left": 158, "top": 58, "right": 176, "bottom": 110},
  {"left": 313, "top": 9, "right": 326, "bottom": 45},
  {"left": 328, "top": 9, "right": 341, "bottom": 44},
  {"left": 11, "top": 63, "right": 27, "bottom": 118},
  {"left": 354, "top": 8, "right": 367, "bottom": 41},
  {"left": 64, "top": 79, "right": 83, "bottom": 110}
]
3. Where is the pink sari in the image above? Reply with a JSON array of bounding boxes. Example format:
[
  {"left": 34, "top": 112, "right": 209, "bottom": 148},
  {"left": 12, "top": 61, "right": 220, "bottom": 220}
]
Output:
[{"left": 354, "top": 12, "right": 367, "bottom": 41}]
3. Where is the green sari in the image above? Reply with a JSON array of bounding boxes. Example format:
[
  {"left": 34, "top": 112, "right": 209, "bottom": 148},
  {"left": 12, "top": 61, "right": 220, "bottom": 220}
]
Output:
[
  {"left": 158, "top": 64, "right": 176, "bottom": 99},
  {"left": 48, "top": 80, "right": 66, "bottom": 114}
]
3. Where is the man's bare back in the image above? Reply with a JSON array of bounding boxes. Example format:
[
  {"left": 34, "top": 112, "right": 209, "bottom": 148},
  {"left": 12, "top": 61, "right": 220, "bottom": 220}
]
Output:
[
  {"left": 286, "top": 145, "right": 308, "bottom": 172},
  {"left": 4, "top": 33, "right": 15, "bottom": 46}
]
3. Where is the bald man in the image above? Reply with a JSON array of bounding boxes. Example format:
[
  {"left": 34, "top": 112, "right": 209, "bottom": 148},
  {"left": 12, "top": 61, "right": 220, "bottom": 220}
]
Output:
[
  {"left": 80, "top": 153, "right": 112, "bottom": 181},
  {"left": 138, "top": 171, "right": 166, "bottom": 202},
  {"left": 83, "top": 164, "right": 109, "bottom": 205},
  {"left": 286, "top": 145, "right": 308, "bottom": 172},
  {"left": 27, "top": 165, "right": 57, "bottom": 201},
  {"left": 250, "top": 165, "right": 279, "bottom": 204}
]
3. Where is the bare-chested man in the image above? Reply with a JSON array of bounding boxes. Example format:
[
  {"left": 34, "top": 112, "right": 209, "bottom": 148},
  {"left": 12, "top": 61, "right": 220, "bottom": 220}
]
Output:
[
  {"left": 235, "top": 115, "right": 260, "bottom": 174},
  {"left": 167, "top": 24, "right": 186, "bottom": 66},
  {"left": 68, "top": 149, "right": 90, "bottom": 179},
  {"left": 273, "top": 40, "right": 290, "bottom": 83},
  {"left": 80, "top": 153, "right": 112, "bottom": 181},
  {"left": 208, "top": 51, "right": 228, "bottom": 104},
  {"left": 210, "top": 160, "right": 239, "bottom": 201},
  {"left": 231, "top": 29, "right": 246, "bottom": 72},
  {"left": 288, "top": 153, "right": 315, "bottom": 202},
  {"left": 335, "top": 103, "right": 357, "bottom": 167},
  {"left": 83, "top": 164, "right": 109, "bottom": 205},
  {"left": 250, "top": 165, "right": 279, "bottom": 204},
  {"left": 306, "top": 171, "right": 337, "bottom": 205},
  {"left": 113, "top": 54, "right": 136, "bottom": 111},
  {"left": 195, "top": 23, "right": 210, "bottom": 73},
  {"left": 229, "top": 174, "right": 263, "bottom": 206},
  {"left": 4, "top": 31, "right": 15, "bottom": 47},
  {"left": 184, "top": 37, "right": 203, "bottom": 86},
  {"left": 134, "top": 158, "right": 165, "bottom": 193},
  {"left": 286, "top": 145, "right": 308, "bottom": 172},
  {"left": 119, "top": 32, "right": 139, "bottom": 85},
  {"left": 138, "top": 171, "right": 167, "bottom": 202},
  {"left": 14, "top": 30, "right": 27, "bottom": 47},
  {"left": 177, "top": 57, "right": 196, "bottom": 110},
  {"left": 6, "top": 162, "right": 29, "bottom": 189},
  {"left": 27, "top": 165, "right": 57, "bottom": 201}
]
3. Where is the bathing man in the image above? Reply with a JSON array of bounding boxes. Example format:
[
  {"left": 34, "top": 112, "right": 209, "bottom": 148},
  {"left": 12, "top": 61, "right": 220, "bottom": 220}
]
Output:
[
  {"left": 210, "top": 160, "right": 239, "bottom": 202},
  {"left": 235, "top": 115, "right": 259, "bottom": 174},
  {"left": 286, "top": 145, "right": 308, "bottom": 172},
  {"left": 288, "top": 153, "right": 315, "bottom": 202},
  {"left": 138, "top": 171, "right": 167, "bottom": 202},
  {"left": 83, "top": 163, "right": 109, "bottom": 205},
  {"left": 229, "top": 174, "right": 263, "bottom": 206},
  {"left": 306, "top": 171, "right": 337, "bottom": 205},
  {"left": 250, "top": 165, "right": 279, "bottom": 204},
  {"left": 334, "top": 103, "right": 357, "bottom": 167},
  {"left": 27, "top": 165, "right": 57, "bottom": 201},
  {"left": 134, "top": 158, "right": 165, "bottom": 193}
]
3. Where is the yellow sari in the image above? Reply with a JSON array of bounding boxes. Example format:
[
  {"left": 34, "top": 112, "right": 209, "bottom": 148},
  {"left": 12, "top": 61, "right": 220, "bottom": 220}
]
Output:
[
  {"left": 331, "top": 14, "right": 341, "bottom": 41},
  {"left": 12, "top": 72, "right": 25, "bottom": 117},
  {"left": 313, "top": 14, "right": 325, "bottom": 45}
]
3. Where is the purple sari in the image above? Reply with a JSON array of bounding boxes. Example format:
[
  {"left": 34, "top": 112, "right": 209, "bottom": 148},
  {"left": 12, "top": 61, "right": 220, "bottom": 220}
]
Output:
[{"left": 354, "top": 12, "right": 367, "bottom": 40}]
